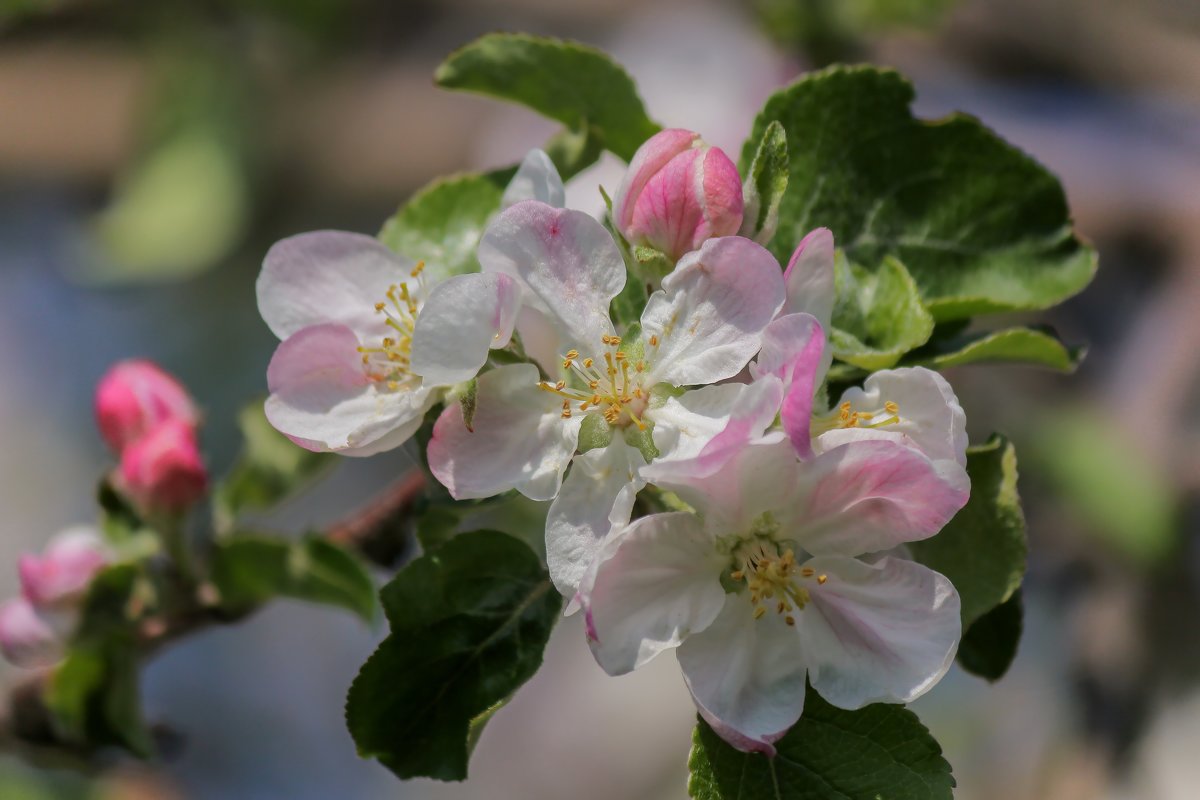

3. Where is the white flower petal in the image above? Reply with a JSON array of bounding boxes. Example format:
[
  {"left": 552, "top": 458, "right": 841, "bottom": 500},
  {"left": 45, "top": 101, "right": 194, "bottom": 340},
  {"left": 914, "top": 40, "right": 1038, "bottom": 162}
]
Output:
[
  {"left": 782, "top": 227, "right": 835, "bottom": 331},
  {"left": 409, "top": 273, "right": 521, "bottom": 387},
  {"left": 257, "top": 231, "right": 411, "bottom": 340},
  {"left": 546, "top": 438, "right": 646, "bottom": 602},
  {"left": 477, "top": 201, "right": 624, "bottom": 356},
  {"left": 642, "top": 237, "right": 785, "bottom": 387},
  {"left": 790, "top": 439, "right": 969, "bottom": 556},
  {"left": 501, "top": 149, "right": 566, "bottom": 209},
  {"left": 644, "top": 434, "right": 799, "bottom": 536},
  {"left": 582, "top": 512, "right": 728, "bottom": 675},
  {"left": 678, "top": 594, "right": 807, "bottom": 755},
  {"left": 819, "top": 367, "right": 968, "bottom": 466},
  {"left": 427, "top": 363, "right": 582, "bottom": 500},
  {"left": 799, "top": 555, "right": 961, "bottom": 709},
  {"left": 264, "top": 323, "right": 432, "bottom": 455},
  {"left": 649, "top": 378, "right": 783, "bottom": 476}
]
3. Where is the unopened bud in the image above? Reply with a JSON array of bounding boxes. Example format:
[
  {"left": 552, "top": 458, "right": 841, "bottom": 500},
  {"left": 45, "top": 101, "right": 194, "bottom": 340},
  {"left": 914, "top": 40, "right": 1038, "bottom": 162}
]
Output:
[
  {"left": 119, "top": 419, "right": 208, "bottom": 513},
  {"left": 18, "top": 526, "right": 108, "bottom": 609},
  {"left": 95, "top": 359, "right": 197, "bottom": 454},
  {"left": 613, "top": 128, "right": 743, "bottom": 262},
  {"left": 0, "top": 598, "right": 61, "bottom": 669}
]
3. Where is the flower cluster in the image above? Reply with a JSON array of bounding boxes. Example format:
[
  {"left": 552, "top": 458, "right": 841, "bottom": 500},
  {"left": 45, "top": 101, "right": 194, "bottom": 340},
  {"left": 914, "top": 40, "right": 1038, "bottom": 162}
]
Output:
[
  {"left": 1, "top": 361, "right": 208, "bottom": 669},
  {"left": 256, "top": 130, "right": 971, "bottom": 750}
]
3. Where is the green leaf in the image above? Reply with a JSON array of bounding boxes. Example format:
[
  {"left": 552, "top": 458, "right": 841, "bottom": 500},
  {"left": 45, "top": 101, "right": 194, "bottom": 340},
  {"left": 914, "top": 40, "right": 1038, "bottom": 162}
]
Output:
[
  {"left": 542, "top": 124, "right": 605, "bottom": 182},
  {"left": 957, "top": 589, "right": 1023, "bottom": 681},
  {"left": 906, "top": 325, "right": 1085, "bottom": 371},
  {"left": 688, "top": 688, "right": 954, "bottom": 799},
  {"left": 436, "top": 33, "right": 660, "bottom": 162},
  {"left": 209, "top": 535, "right": 376, "bottom": 622},
  {"left": 739, "top": 120, "right": 789, "bottom": 244},
  {"left": 909, "top": 435, "right": 1027, "bottom": 628},
  {"left": 378, "top": 172, "right": 505, "bottom": 277},
  {"left": 743, "top": 65, "right": 1096, "bottom": 320},
  {"left": 346, "top": 531, "right": 561, "bottom": 781},
  {"left": 45, "top": 565, "right": 154, "bottom": 756},
  {"left": 213, "top": 402, "right": 334, "bottom": 534},
  {"left": 830, "top": 254, "right": 934, "bottom": 370}
]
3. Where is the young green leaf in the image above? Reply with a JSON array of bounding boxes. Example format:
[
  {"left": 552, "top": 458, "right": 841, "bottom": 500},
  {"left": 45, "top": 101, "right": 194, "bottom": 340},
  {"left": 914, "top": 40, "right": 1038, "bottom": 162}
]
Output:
[
  {"left": 436, "top": 33, "right": 660, "bottom": 162},
  {"left": 909, "top": 435, "right": 1028, "bottom": 628},
  {"left": 688, "top": 688, "right": 954, "bottom": 799},
  {"left": 209, "top": 535, "right": 377, "bottom": 622},
  {"left": 738, "top": 120, "right": 789, "bottom": 244},
  {"left": 212, "top": 403, "right": 334, "bottom": 533},
  {"left": 830, "top": 255, "right": 934, "bottom": 370},
  {"left": 378, "top": 172, "right": 506, "bottom": 277},
  {"left": 743, "top": 65, "right": 1096, "bottom": 320},
  {"left": 45, "top": 565, "right": 154, "bottom": 756},
  {"left": 906, "top": 325, "right": 1085, "bottom": 371},
  {"left": 957, "top": 589, "right": 1023, "bottom": 681},
  {"left": 346, "top": 531, "right": 561, "bottom": 781}
]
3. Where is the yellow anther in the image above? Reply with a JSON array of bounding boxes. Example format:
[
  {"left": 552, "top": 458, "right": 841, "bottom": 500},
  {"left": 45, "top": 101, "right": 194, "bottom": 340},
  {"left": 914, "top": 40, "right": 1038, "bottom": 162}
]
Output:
[
  {"left": 885, "top": 401, "right": 899, "bottom": 414},
  {"left": 591, "top": 394, "right": 601, "bottom": 405},
  {"left": 635, "top": 361, "right": 645, "bottom": 372},
  {"left": 730, "top": 570, "right": 744, "bottom": 581},
  {"left": 589, "top": 381, "right": 600, "bottom": 390},
  {"left": 615, "top": 351, "right": 627, "bottom": 361},
  {"left": 555, "top": 380, "right": 566, "bottom": 390},
  {"left": 785, "top": 616, "right": 796, "bottom": 626},
  {"left": 565, "top": 349, "right": 580, "bottom": 360},
  {"left": 375, "top": 302, "right": 386, "bottom": 312},
  {"left": 801, "top": 567, "right": 815, "bottom": 577},
  {"left": 648, "top": 335, "right": 659, "bottom": 346},
  {"left": 753, "top": 606, "right": 767, "bottom": 620},
  {"left": 410, "top": 260, "right": 426, "bottom": 277},
  {"left": 387, "top": 381, "right": 399, "bottom": 390},
  {"left": 583, "top": 358, "right": 594, "bottom": 368},
  {"left": 817, "top": 574, "right": 828, "bottom": 585}
]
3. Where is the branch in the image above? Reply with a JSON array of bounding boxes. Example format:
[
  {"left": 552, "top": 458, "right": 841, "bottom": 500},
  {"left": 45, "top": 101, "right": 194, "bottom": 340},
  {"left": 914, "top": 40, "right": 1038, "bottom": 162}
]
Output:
[{"left": 0, "top": 469, "right": 429, "bottom": 763}]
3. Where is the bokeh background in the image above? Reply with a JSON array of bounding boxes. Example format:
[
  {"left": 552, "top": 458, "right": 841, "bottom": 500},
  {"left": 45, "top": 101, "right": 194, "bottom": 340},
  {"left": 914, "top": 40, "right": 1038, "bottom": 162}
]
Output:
[{"left": 2, "top": 0, "right": 1198, "bottom": 797}]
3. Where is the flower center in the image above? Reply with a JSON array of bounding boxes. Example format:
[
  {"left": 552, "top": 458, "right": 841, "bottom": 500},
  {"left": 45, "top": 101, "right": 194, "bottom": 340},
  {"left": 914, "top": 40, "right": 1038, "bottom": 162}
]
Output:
[
  {"left": 357, "top": 261, "right": 427, "bottom": 391},
  {"left": 810, "top": 399, "right": 901, "bottom": 436},
  {"left": 537, "top": 334, "right": 654, "bottom": 429},
  {"left": 729, "top": 540, "right": 826, "bottom": 627}
]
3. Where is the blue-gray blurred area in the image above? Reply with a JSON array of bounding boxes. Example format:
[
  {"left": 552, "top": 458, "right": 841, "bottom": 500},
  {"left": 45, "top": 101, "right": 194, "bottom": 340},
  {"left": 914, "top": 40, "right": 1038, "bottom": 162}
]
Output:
[{"left": 2, "top": 0, "right": 1200, "bottom": 797}]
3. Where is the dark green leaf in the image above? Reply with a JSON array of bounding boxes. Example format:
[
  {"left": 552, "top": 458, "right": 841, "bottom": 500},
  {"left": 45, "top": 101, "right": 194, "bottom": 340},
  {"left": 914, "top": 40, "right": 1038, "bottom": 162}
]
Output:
[
  {"left": 346, "top": 531, "right": 561, "bottom": 781},
  {"left": 909, "top": 435, "right": 1027, "bottom": 627},
  {"left": 831, "top": 255, "right": 934, "bottom": 369},
  {"left": 739, "top": 120, "right": 789, "bottom": 244},
  {"left": 436, "top": 33, "right": 660, "bottom": 162},
  {"left": 743, "top": 65, "right": 1096, "bottom": 320},
  {"left": 209, "top": 535, "right": 376, "bottom": 621},
  {"left": 212, "top": 402, "right": 334, "bottom": 533},
  {"left": 957, "top": 589, "right": 1023, "bottom": 681},
  {"left": 378, "top": 172, "right": 505, "bottom": 277},
  {"left": 906, "top": 325, "right": 1085, "bottom": 371},
  {"left": 688, "top": 688, "right": 954, "bottom": 799}
]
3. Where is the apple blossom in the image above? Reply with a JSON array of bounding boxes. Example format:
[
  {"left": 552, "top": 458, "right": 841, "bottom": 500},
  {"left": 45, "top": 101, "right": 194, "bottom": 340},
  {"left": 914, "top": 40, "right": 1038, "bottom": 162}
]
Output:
[
  {"left": 118, "top": 418, "right": 209, "bottom": 513},
  {"left": 256, "top": 221, "right": 524, "bottom": 456},
  {"left": 94, "top": 359, "right": 198, "bottom": 454},
  {"left": 428, "top": 201, "right": 786, "bottom": 599},
  {"left": 581, "top": 432, "right": 967, "bottom": 753},
  {"left": 18, "top": 526, "right": 109, "bottom": 609},
  {"left": 613, "top": 128, "right": 744, "bottom": 262},
  {"left": 1, "top": 527, "right": 109, "bottom": 669}
]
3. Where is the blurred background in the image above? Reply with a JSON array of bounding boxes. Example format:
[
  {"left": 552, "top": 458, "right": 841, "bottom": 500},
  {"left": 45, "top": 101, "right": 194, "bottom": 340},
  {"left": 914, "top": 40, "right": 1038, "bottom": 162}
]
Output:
[{"left": 1, "top": 0, "right": 1198, "bottom": 797}]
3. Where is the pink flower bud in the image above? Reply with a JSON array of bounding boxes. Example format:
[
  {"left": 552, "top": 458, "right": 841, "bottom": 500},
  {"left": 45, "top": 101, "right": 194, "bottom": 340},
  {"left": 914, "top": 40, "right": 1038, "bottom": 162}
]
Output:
[
  {"left": 18, "top": 527, "right": 109, "bottom": 609},
  {"left": 613, "top": 128, "right": 744, "bottom": 262},
  {"left": 95, "top": 359, "right": 198, "bottom": 454},
  {"left": 119, "top": 419, "right": 208, "bottom": 513},
  {"left": 0, "top": 598, "right": 61, "bottom": 669}
]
